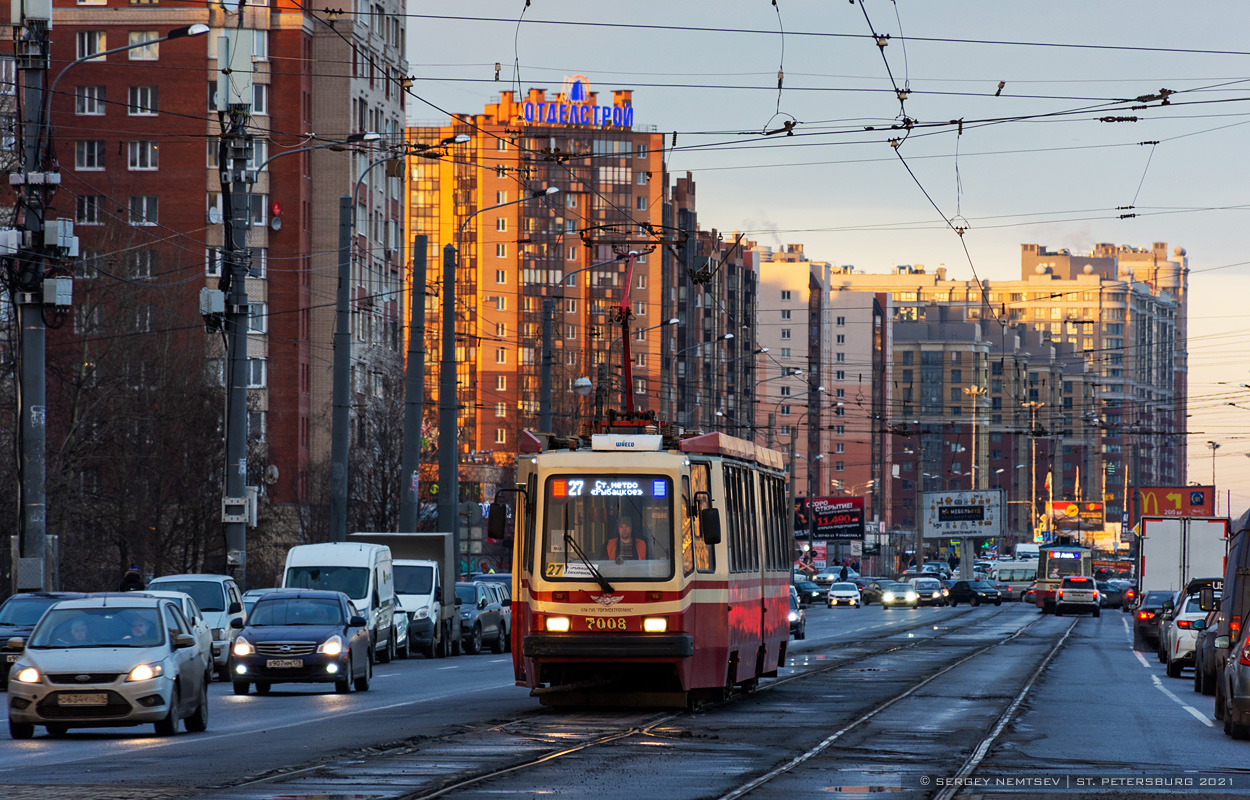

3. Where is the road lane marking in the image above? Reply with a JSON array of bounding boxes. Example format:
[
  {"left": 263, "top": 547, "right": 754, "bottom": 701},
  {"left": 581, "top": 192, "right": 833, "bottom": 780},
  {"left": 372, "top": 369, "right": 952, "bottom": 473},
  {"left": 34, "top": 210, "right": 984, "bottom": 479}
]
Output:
[
  {"left": 437, "top": 665, "right": 458, "bottom": 670},
  {"left": 1134, "top": 651, "right": 1151, "bottom": 668},
  {"left": 1150, "top": 674, "right": 1214, "bottom": 727},
  {"left": 490, "top": 659, "right": 509, "bottom": 663}
]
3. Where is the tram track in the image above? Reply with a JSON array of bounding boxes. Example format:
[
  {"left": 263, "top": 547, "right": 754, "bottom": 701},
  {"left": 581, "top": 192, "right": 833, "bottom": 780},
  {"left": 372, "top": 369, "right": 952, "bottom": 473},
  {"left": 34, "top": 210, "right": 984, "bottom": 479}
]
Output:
[{"left": 318, "top": 605, "right": 1044, "bottom": 800}]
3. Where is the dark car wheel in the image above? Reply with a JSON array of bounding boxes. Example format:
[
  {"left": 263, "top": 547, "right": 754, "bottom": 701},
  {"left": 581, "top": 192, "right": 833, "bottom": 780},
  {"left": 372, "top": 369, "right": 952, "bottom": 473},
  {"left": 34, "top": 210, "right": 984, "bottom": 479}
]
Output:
[
  {"left": 797, "top": 622, "right": 806, "bottom": 640},
  {"left": 186, "top": 682, "right": 209, "bottom": 733},
  {"left": 233, "top": 680, "right": 250, "bottom": 696},
  {"left": 971, "top": 596, "right": 980, "bottom": 607},
  {"left": 491, "top": 625, "right": 506, "bottom": 654},
  {"left": 354, "top": 656, "right": 372, "bottom": 692},
  {"left": 994, "top": 600, "right": 1003, "bottom": 606},
  {"left": 1216, "top": 680, "right": 1227, "bottom": 719},
  {"left": 466, "top": 624, "right": 483, "bottom": 655},
  {"left": 378, "top": 632, "right": 393, "bottom": 664},
  {"left": 9, "top": 720, "right": 34, "bottom": 739},
  {"left": 1204, "top": 669, "right": 1218, "bottom": 697},
  {"left": 255, "top": 682, "right": 271, "bottom": 695},
  {"left": 1194, "top": 664, "right": 1205, "bottom": 694},
  {"left": 154, "top": 687, "right": 180, "bottom": 736},
  {"left": 1093, "top": 607, "right": 1100, "bottom": 618},
  {"left": 1166, "top": 657, "right": 1183, "bottom": 678}
]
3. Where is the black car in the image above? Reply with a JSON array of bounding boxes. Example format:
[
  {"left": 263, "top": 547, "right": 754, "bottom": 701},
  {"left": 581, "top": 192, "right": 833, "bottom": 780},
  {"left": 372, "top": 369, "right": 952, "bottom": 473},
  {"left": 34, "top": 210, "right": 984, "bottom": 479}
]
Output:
[
  {"left": 0, "top": 591, "right": 86, "bottom": 686},
  {"left": 1194, "top": 607, "right": 1220, "bottom": 696},
  {"left": 910, "top": 578, "right": 949, "bottom": 607},
  {"left": 788, "top": 595, "right": 806, "bottom": 639},
  {"left": 793, "top": 580, "right": 825, "bottom": 606},
  {"left": 1133, "top": 590, "right": 1176, "bottom": 650},
  {"left": 1097, "top": 580, "right": 1127, "bottom": 609},
  {"left": 948, "top": 580, "right": 1003, "bottom": 607},
  {"left": 228, "top": 590, "right": 372, "bottom": 695},
  {"left": 860, "top": 580, "right": 893, "bottom": 606}
]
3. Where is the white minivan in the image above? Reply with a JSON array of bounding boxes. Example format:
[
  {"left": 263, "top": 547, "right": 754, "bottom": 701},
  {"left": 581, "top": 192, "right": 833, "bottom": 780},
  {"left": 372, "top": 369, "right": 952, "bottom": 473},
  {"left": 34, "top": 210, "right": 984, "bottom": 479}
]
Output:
[{"left": 283, "top": 543, "right": 397, "bottom": 663}]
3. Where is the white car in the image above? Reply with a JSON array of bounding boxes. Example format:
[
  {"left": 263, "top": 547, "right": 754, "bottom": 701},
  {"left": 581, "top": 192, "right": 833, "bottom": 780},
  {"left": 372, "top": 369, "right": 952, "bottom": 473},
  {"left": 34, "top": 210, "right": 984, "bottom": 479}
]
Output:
[
  {"left": 1164, "top": 592, "right": 1211, "bottom": 678},
  {"left": 7, "top": 596, "right": 211, "bottom": 738},
  {"left": 825, "top": 582, "right": 863, "bottom": 609},
  {"left": 140, "top": 591, "right": 213, "bottom": 661},
  {"left": 147, "top": 574, "right": 245, "bottom": 680}
]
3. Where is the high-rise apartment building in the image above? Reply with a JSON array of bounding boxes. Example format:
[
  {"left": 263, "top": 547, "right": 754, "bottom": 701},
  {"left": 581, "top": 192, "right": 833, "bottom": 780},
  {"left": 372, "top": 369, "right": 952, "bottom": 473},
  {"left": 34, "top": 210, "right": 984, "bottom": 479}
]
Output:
[{"left": 405, "top": 84, "right": 666, "bottom": 474}]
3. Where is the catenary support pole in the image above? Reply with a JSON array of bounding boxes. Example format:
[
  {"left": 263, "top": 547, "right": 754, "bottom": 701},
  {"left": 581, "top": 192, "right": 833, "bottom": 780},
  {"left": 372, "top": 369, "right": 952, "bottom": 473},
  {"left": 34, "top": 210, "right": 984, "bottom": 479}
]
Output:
[
  {"left": 540, "top": 296, "right": 553, "bottom": 432},
  {"left": 329, "top": 195, "right": 352, "bottom": 541},
  {"left": 399, "top": 236, "right": 427, "bottom": 533},
  {"left": 438, "top": 244, "right": 460, "bottom": 574}
]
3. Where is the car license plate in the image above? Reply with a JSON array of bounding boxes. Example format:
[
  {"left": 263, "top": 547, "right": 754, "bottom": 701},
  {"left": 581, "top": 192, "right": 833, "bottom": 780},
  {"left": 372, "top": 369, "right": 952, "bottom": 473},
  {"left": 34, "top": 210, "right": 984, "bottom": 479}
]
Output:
[
  {"left": 266, "top": 658, "right": 303, "bottom": 668},
  {"left": 58, "top": 693, "right": 108, "bottom": 706},
  {"left": 4, "top": 653, "right": 17, "bottom": 663}
]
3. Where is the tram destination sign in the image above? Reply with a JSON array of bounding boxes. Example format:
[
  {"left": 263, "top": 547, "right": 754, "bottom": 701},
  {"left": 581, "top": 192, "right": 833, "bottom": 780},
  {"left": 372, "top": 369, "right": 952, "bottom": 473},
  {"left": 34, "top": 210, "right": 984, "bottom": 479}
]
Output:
[
  {"left": 922, "top": 490, "right": 1005, "bottom": 540},
  {"left": 795, "top": 496, "right": 865, "bottom": 541}
]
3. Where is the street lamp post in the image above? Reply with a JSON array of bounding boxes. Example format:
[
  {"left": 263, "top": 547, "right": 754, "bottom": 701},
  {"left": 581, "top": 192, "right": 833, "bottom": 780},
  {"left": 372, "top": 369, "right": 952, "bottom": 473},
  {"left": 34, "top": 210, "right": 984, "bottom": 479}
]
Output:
[
  {"left": 1208, "top": 441, "right": 1221, "bottom": 514},
  {"left": 12, "top": 21, "right": 210, "bottom": 592},
  {"left": 442, "top": 187, "right": 559, "bottom": 576},
  {"left": 1022, "top": 401, "right": 1045, "bottom": 543}
]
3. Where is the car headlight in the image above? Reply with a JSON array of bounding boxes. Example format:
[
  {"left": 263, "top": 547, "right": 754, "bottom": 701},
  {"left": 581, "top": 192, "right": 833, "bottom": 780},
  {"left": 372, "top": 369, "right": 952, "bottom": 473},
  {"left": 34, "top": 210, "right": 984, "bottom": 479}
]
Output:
[
  {"left": 416, "top": 607, "right": 430, "bottom": 620},
  {"left": 126, "top": 663, "right": 164, "bottom": 682},
  {"left": 788, "top": 611, "right": 799, "bottom": 622},
  {"left": 317, "top": 635, "right": 344, "bottom": 656},
  {"left": 461, "top": 611, "right": 472, "bottom": 619},
  {"left": 233, "top": 637, "right": 254, "bottom": 657},
  {"left": 883, "top": 592, "right": 895, "bottom": 602},
  {"left": 211, "top": 628, "right": 226, "bottom": 641},
  {"left": 941, "top": 589, "right": 949, "bottom": 596},
  {"left": 932, "top": 592, "right": 941, "bottom": 598},
  {"left": 905, "top": 592, "right": 917, "bottom": 601},
  {"left": 14, "top": 666, "right": 40, "bottom": 684}
]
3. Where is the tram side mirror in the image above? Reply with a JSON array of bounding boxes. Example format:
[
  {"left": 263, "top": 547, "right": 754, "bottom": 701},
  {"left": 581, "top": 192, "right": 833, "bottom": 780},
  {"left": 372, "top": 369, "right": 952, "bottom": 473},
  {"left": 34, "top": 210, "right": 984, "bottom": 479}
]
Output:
[
  {"left": 699, "top": 508, "right": 722, "bottom": 546},
  {"left": 1198, "top": 587, "right": 1216, "bottom": 613},
  {"left": 487, "top": 502, "right": 507, "bottom": 541}
]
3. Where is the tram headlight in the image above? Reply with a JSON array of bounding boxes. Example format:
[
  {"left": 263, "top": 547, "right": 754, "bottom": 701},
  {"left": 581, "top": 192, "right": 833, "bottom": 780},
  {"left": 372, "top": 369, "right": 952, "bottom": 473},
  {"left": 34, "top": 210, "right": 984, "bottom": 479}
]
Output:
[
  {"left": 545, "top": 616, "right": 571, "bottom": 632},
  {"left": 643, "top": 617, "right": 667, "bottom": 633}
]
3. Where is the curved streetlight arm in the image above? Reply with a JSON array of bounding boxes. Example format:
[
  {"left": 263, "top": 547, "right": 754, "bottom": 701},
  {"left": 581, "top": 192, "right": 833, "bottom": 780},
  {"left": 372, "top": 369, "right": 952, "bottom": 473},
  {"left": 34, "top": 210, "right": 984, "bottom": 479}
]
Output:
[
  {"left": 243, "top": 133, "right": 381, "bottom": 233},
  {"left": 42, "top": 24, "right": 210, "bottom": 160}
]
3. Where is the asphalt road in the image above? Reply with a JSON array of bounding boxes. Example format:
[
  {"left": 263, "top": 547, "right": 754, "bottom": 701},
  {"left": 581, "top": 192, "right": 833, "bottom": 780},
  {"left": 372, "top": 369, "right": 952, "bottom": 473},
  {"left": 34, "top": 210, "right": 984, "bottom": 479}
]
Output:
[{"left": 1, "top": 601, "right": 1246, "bottom": 800}]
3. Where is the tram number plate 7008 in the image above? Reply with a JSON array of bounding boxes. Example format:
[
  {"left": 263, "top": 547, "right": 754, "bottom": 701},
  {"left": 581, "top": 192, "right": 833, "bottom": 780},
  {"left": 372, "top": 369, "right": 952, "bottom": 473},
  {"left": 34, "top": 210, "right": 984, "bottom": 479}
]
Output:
[{"left": 585, "top": 617, "right": 628, "bottom": 631}]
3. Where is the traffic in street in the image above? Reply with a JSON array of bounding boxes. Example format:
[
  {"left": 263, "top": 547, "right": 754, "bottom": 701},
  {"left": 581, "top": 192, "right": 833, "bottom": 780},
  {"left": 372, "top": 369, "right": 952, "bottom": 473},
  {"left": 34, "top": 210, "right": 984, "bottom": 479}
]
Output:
[{"left": 2, "top": 595, "right": 1246, "bottom": 800}]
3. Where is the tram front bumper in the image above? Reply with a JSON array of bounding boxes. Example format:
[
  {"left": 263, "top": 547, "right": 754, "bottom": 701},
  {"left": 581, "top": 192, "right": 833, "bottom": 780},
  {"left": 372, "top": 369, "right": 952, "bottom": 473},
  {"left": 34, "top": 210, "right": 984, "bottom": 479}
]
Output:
[{"left": 523, "top": 633, "right": 694, "bottom": 659}]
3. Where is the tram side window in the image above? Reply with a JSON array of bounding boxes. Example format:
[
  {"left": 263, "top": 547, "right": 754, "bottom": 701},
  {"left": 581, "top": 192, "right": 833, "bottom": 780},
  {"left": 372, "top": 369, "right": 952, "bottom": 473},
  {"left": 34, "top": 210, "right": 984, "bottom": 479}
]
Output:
[
  {"left": 681, "top": 476, "right": 695, "bottom": 576},
  {"left": 746, "top": 469, "right": 760, "bottom": 572},
  {"left": 725, "top": 466, "right": 741, "bottom": 573},
  {"left": 691, "top": 462, "right": 715, "bottom": 573},
  {"left": 764, "top": 475, "right": 782, "bottom": 571}
]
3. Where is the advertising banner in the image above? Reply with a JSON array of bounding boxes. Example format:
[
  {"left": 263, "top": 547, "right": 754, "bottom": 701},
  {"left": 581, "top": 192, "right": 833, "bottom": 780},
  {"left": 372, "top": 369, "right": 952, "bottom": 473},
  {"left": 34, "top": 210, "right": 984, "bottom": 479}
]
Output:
[
  {"left": 1130, "top": 486, "right": 1215, "bottom": 526},
  {"left": 795, "top": 497, "right": 865, "bottom": 541},
  {"left": 922, "top": 490, "right": 1005, "bottom": 539},
  {"left": 1047, "top": 501, "right": 1105, "bottom": 533}
]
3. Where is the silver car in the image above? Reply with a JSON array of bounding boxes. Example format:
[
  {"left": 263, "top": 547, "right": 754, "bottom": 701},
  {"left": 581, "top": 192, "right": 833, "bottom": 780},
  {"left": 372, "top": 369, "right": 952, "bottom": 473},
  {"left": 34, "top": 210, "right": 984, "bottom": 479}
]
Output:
[{"left": 7, "top": 596, "right": 211, "bottom": 738}]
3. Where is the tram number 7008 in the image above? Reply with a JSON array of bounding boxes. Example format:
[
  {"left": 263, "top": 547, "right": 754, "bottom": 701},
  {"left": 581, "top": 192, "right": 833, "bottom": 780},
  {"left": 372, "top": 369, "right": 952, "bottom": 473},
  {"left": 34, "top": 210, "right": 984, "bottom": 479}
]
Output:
[{"left": 586, "top": 617, "right": 628, "bottom": 631}]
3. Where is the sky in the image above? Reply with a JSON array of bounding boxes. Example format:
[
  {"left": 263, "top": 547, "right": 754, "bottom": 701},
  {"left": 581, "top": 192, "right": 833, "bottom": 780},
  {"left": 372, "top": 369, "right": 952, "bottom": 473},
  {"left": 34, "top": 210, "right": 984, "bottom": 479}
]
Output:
[{"left": 405, "top": 1, "right": 1250, "bottom": 519}]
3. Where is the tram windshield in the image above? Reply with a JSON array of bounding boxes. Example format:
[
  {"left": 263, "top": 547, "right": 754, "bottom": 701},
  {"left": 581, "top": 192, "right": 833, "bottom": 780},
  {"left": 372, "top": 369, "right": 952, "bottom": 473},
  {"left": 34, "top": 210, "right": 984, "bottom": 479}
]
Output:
[
  {"left": 1039, "top": 548, "right": 1091, "bottom": 580},
  {"left": 541, "top": 474, "right": 674, "bottom": 582}
]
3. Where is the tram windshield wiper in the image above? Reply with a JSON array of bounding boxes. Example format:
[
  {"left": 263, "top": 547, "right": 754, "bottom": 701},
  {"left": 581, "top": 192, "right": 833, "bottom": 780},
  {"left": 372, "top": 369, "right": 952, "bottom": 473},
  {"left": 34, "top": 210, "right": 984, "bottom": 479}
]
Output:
[{"left": 562, "top": 506, "right": 614, "bottom": 593}]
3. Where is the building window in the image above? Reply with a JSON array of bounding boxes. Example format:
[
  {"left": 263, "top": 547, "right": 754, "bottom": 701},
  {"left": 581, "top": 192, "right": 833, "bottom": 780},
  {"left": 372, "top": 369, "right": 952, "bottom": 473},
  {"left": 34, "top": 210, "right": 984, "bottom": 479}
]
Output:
[
  {"left": 836, "top": 388, "right": 845, "bottom": 398},
  {"left": 635, "top": 378, "right": 647, "bottom": 395},
  {"left": 495, "top": 296, "right": 506, "bottom": 311},
  {"left": 951, "top": 406, "right": 963, "bottom": 416},
  {"left": 496, "top": 216, "right": 506, "bottom": 232},
  {"left": 635, "top": 273, "right": 647, "bottom": 289},
  {"left": 247, "top": 358, "right": 267, "bottom": 388},
  {"left": 252, "top": 30, "right": 269, "bottom": 61},
  {"left": 248, "top": 302, "right": 268, "bottom": 334},
  {"left": 780, "top": 386, "right": 791, "bottom": 397},
  {"left": 76, "top": 195, "right": 103, "bottom": 225},
  {"left": 835, "top": 461, "right": 845, "bottom": 471},
  {"left": 835, "top": 352, "right": 845, "bottom": 362},
  {"left": 634, "top": 301, "right": 646, "bottom": 316},
  {"left": 780, "top": 347, "right": 791, "bottom": 358},
  {"left": 781, "top": 309, "right": 791, "bottom": 320},
  {"left": 780, "top": 425, "right": 791, "bottom": 437},
  {"left": 781, "top": 290, "right": 792, "bottom": 301},
  {"left": 496, "top": 375, "right": 506, "bottom": 391},
  {"left": 77, "top": 86, "right": 106, "bottom": 114},
  {"left": 128, "top": 31, "right": 159, "bottom": 60},
  {"left": 836, "top": 316, "right": 845, "bottom": 326},
  {"left": 636, "top": 196, "right": 646, "bottom": 211},
  {"left": 835, "top": 443, "right": 844, "bottom": 454},
  {"left": 779, "top": 405, "right": 790, "bottom": 416},
  {"left": 495, "top": 243, "right": 506, "bottom": 258},
  {"left": 495, "top": 270, "right": 506, "bottom": 284},
  {"left": 835, "top": 370, "right": 845, "bottom": 380},
  {"left": 566, "top": 246, "right": 577, "bottom": 261},
  {"left": 127, "top": 85, "right": 158, "bottom": 115},
  {"left": 496, "top": 138, "right": 507, "bottom": 151},
  {"left": 129, "top": 250, "right": 156, "bottom": 280},
  {"left": 496, "top": 347, "right": 506, "bottom": 364},
  {"left": 836, "top": 334, "right": 845, "bottom": 344},
  {"left": 128, "top": 141, "right": 159, "bottom": 170},
  {"left": 780, "top": 329, "right": 791, "bottom": 340},
  {"left": 75, "top": 140, "right": 105, "bottom": 170},
  {"left": 496, "top": 191, "right": 507, "bottom": 204},
  {"left": 495, "top": 402, "right": 506, "bottom": 418},
  {"left": 129, "top": 196, "right": 158, "bottom": 225},
  {"left": 565, "top": 299, "right": 577, "bottom": 314},
  {"left": 248, "top": 411, "right": 266, "bottom": 443},
  {"left": 252, "top": 84, "right": 269, "bottom": 116},
  {"left": 495, "top": 322, "right": 507, "bottom": 337},
  {"left": 76, "top": 31, "right": 106, "bottom": 60},
  {"left": 835, "top": 425, "right": 845, "bottom": 435},
  {"left": 495, "top": 428, "right": 506, "bottom": 444}
]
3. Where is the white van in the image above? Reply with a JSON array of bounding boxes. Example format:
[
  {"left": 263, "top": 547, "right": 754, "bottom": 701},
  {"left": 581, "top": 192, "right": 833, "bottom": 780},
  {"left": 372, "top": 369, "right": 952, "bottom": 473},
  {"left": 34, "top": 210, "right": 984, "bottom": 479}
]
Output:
[
  {"left": 283, "top": 543, "right": 397, "bottom": 663},
  {"left": 1015, "top": 543, "right": 1040, "bottom": 561}
]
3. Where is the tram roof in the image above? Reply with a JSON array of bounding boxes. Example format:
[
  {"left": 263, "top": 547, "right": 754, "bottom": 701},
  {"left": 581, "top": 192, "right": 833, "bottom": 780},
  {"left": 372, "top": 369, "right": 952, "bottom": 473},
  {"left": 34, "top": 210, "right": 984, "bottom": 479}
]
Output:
[{"left": 678, "top": 432, "right": 785, "bottom": 470}]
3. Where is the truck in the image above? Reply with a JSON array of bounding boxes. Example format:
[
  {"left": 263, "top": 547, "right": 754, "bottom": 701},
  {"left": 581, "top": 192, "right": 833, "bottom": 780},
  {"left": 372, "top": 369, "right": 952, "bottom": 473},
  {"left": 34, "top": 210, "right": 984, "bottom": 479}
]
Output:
[
  {"left": 1136, "top": 516, "right": 1229, "bottom": 595},
  {"left": 348, "top": 532, "right": 460, "bottom": 659}
]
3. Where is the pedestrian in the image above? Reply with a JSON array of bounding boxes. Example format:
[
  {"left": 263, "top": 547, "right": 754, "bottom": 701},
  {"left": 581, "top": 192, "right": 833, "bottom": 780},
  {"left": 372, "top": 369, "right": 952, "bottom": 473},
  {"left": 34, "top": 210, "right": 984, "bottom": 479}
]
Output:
[
  {"left": 908, "top": 555, "right": 917, "bottom": 568},
  {"left": 119, "top": 564, "right": 145, "bottom": 592},
  {"left": 838, "top": 565, "right": 848, "bottom": 581}
]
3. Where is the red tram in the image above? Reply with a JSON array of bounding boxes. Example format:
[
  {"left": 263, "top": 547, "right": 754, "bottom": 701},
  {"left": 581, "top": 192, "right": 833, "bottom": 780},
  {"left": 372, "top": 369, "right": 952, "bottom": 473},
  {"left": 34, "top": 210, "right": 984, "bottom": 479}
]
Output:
[
  {"left": 492, "top": 427, "right": 791, "bottom": 708},
  {"left": 1034, "top": 537, "right": 1093, "bottom": 613}
]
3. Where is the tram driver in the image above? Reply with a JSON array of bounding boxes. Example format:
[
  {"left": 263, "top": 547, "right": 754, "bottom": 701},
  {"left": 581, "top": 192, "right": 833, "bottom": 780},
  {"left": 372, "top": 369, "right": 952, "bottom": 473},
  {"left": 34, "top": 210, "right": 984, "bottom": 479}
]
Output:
[{"left": 607, "top": 517, "right": 647, "bottom": 562}]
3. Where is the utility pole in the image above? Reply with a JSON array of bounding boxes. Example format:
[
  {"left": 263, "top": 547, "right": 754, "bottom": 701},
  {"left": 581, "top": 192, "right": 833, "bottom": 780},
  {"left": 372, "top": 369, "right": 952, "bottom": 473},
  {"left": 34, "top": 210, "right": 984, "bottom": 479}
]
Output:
[
  {"left": 539, "top": 296, "right": 553, "bottom": 432},
  {"left": 329, "top": 195, "right": 351, "bottom": 541},
  {"left": 1023, "top": 401, "right": 1045, "bottom": 548},
  {"left": 216, "top": 29, "right": 256, "bottom": 584},
  {"left": 438, "top": 244, "right": 460, "bottom": 572},
  {"left": 398, "top": 237, "right": 428, "bottom": 533}
]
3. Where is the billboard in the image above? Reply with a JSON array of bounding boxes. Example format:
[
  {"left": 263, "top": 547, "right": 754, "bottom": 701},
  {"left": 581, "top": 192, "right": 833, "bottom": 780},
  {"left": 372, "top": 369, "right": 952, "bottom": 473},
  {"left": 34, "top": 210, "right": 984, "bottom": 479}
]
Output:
[
  {"left": 1131, "top": 486, "right": 1215, "bottom": 526},
  {"left": 922, "top": 490, "right": 1005, "bottom": 539},
  {"left": 794, "top": 497, "right": 865, "bottom": 541},
  {"left": 1047, "top": 501, "right": 1105, "bottom": 533}
]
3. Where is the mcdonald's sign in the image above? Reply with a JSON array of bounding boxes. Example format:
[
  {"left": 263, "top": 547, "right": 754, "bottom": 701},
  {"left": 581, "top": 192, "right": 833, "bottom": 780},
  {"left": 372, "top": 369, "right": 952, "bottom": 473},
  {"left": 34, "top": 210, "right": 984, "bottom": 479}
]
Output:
[{"left": 1131, "top": 485, "right": 1215, "bottom": 525}]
